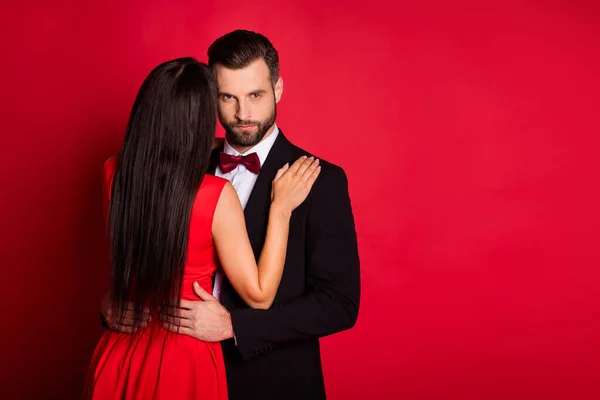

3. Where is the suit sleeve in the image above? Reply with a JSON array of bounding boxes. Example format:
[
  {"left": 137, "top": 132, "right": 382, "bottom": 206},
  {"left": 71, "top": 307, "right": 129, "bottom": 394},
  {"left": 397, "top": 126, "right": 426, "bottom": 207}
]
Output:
[{"left": 230, "top": 165, "right": 361, "bottom": 360}]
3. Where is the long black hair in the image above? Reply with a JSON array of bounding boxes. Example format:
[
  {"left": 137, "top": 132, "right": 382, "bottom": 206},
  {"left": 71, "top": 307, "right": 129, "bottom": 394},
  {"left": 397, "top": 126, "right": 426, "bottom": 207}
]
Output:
[{"left": 108, "top": 57, "right": 217, "bottom": 327}]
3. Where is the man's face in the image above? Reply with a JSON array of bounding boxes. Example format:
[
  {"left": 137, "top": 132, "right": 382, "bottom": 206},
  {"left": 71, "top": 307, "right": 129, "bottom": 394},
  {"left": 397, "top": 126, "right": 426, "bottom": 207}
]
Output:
[{"left": 214, "top": 58, "right": 283, "bottom": 149}]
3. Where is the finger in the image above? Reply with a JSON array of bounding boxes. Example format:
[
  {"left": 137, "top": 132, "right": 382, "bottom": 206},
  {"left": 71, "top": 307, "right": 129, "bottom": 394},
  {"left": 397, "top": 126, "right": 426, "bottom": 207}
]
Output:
[
  {"left": 124, "top": 313, "right": 151, "bottom": 324},
  {"left": 120, "top": 305, "right": 149, "bottom": 318},
  {"left": 113, "top": 317, "right": 135, "bottom": 326},
  {"left": 163, "top": 323, "right": 194, "bottom": 336},
  {"left": 160, "top": 297, "right": 186, "bottom": 311},
  {"left": 159, "top": 307, "right": 191, "bottom": 320},
  {"left": 273, "top": 163, "right": 289, "bottom": 182},
  {"left": 296, "top": 156, "right": 315, "bottom": 177},
  {"left": 107, "top": 304, "right": 149, "bottom": 324},
  {"left": 288, "top": 156, "right": 307, "bottom": 173},
  {"left": 193, "top": 281, "right": 217, "bottom": 301},
  {"left": 170, "top": 308, "right": 193, "bottom": 320},
  {"left": 161, "top": 315, "right": 190, "bottom": 327},
  {"left": 301, "top": 158, "right": 320, "bottom": 179},
  {"left": 158, "top": 313, "right": 184, "bottom": 326},
  {"left": 121, "top": 308, "right": 150, "bottom": 320},
  {"left": 112, "top": 324, "right": 137, "bottom": 334},
  {"left": 116, "top": 327, "right": 137, "bottom": 333},
  {"left": 177, "top": 299, "right": 197, "bottom": 310},
  {"left": 124, "top": 302, "right": 148, "bottom": 313},
  {"left": 158, "top": 312, "right": 170, "bottom": 323},
  {"left": 113, "top": 311, "right": 150, "bottom": 326},
  {"left": 306, "top": 165, "right": 322, "bottom": 187}
]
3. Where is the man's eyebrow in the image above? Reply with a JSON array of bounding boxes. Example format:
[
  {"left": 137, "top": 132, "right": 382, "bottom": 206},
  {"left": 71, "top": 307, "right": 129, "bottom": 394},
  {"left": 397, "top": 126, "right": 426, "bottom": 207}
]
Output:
[{"left": 218, "top": 89, "right": 267, "bottom": 96}]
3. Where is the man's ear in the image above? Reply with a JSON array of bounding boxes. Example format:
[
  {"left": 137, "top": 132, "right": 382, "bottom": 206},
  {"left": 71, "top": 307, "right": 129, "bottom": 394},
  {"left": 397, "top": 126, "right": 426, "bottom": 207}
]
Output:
[{"left": 274, "top": 77, "right": 283, "bottom": 103}]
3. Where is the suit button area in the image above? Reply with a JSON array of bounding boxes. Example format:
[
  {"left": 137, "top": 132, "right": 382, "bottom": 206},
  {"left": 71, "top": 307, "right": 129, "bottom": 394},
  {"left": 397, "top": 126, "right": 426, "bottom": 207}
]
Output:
[{"left": 254, "top": 346, "right": 272, "bottom": 356}]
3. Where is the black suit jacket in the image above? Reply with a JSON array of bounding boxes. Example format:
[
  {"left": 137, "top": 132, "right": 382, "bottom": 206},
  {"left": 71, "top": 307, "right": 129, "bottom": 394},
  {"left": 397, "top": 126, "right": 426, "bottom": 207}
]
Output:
[{"left": 209, "top": 130, "right": 361, "bottom": 400}]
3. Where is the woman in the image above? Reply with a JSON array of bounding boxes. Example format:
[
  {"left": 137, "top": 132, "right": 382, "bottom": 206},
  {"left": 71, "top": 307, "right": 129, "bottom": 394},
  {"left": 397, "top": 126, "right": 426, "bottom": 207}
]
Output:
[{"left": 83, "top": 57, "right": 320, "bottom": 399}]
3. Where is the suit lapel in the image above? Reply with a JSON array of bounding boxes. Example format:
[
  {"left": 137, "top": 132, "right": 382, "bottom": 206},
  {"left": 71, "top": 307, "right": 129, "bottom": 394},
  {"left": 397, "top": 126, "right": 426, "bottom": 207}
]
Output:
[
  {"left": 243, "top": 132, "right": 294, "bottom": 255},
  {"left": 208, "top": 144, "right": 223, "bottom": 175}
]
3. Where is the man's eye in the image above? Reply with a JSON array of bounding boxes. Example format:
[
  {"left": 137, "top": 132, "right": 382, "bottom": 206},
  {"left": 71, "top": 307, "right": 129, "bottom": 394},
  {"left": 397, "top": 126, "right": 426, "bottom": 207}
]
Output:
[
  {"left": 250, "top": 93, "right": 261, "bottom": 99},
  {"left": 221, "top": 95, "right": 233, "bottom": 101}
]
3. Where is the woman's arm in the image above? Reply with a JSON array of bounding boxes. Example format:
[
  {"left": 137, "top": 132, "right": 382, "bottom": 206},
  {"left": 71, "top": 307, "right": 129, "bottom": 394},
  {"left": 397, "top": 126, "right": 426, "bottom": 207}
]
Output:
[{"left": 212, "top": 156, "right": 320, "bottom": 309}]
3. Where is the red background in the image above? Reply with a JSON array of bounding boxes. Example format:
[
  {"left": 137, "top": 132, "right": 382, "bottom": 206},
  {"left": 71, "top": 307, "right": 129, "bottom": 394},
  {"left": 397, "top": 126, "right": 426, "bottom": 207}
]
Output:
[{"left": 1, "top": 1, "right": 599, "bottom": 399}]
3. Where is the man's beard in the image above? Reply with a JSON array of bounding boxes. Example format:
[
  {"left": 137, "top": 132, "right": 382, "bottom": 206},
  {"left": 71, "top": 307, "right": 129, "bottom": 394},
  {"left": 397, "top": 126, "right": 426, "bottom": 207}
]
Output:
[{"left": 220, "top": 103, "right": 277, "bottom": 148}]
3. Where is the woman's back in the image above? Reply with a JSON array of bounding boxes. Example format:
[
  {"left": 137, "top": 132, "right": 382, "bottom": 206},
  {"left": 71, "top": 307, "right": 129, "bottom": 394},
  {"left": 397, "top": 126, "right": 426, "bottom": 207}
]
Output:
[{"left": 84, "top": 156, "right": 229, "bottom": 400}]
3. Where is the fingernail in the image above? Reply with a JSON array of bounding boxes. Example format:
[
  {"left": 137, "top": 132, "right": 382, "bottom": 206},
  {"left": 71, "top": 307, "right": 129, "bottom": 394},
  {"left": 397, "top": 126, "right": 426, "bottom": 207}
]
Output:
[{"left": 194, "top": 281, "right": 199, "bottom": 287}]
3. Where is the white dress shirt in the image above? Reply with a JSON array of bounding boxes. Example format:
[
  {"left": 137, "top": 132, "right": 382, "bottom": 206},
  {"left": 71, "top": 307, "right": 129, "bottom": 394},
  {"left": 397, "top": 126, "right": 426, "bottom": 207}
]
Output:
[{"left": 212, "top": 125, "right": 280, "bottom": 300}]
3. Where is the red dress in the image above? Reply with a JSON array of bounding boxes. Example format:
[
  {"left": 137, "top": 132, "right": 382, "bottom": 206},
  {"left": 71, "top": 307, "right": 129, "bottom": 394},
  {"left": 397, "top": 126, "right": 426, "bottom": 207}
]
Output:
[{"left": 83, "top": 157, "right": 229, "bottom": 399}]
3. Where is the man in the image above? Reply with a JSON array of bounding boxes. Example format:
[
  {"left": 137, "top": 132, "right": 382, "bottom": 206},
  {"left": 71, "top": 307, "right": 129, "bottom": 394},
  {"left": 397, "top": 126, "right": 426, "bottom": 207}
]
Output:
[{"left": 102, "top": 30, "right": 360, "bottom": 399}]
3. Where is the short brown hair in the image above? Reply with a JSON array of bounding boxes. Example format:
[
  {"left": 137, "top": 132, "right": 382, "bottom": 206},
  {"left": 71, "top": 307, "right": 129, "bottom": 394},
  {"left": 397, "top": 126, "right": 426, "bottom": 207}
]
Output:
[{"left": 207, "top": 30, "right": 279, "bottom": 85}]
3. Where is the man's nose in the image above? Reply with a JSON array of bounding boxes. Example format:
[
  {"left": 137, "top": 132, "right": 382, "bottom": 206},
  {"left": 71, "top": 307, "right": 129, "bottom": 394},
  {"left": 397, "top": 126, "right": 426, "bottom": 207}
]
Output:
[{"left": 235, "top": 100, "right": 251, "bottom": 121}]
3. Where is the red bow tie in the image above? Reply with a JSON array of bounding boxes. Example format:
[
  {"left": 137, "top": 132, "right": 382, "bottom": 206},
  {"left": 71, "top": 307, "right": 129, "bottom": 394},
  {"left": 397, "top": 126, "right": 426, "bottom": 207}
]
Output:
[{"left": 219, "top": 152, "right": 261, "bottom": 174}]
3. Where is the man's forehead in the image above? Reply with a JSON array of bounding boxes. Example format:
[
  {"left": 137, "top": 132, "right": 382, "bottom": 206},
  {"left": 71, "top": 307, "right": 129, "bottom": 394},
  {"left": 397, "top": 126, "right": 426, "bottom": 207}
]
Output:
[{"left": 215, "top": 59, "right": 271, "bottom": 91}]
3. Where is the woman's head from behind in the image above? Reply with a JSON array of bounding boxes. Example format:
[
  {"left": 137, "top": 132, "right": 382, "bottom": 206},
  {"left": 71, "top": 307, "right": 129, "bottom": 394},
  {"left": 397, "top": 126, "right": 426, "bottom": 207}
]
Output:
[
  {"left": 109, "top": 57, "right": 217, "bottom": 328},
  {"left": 126, "top": 57, "right": 217, "bottom": 167}
]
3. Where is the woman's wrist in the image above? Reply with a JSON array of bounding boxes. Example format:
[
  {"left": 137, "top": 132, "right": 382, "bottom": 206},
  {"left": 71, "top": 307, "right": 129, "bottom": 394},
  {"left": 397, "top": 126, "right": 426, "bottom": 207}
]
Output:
[{"left": 269, "top": 201, "right": 292, "bottom": 219}]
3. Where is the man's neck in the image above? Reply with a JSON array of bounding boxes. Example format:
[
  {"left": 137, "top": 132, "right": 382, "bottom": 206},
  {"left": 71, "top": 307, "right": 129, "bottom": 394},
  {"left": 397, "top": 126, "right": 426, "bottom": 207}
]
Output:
[{"left": 229, "top": 123, "right": 277, "bottom": 154}]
